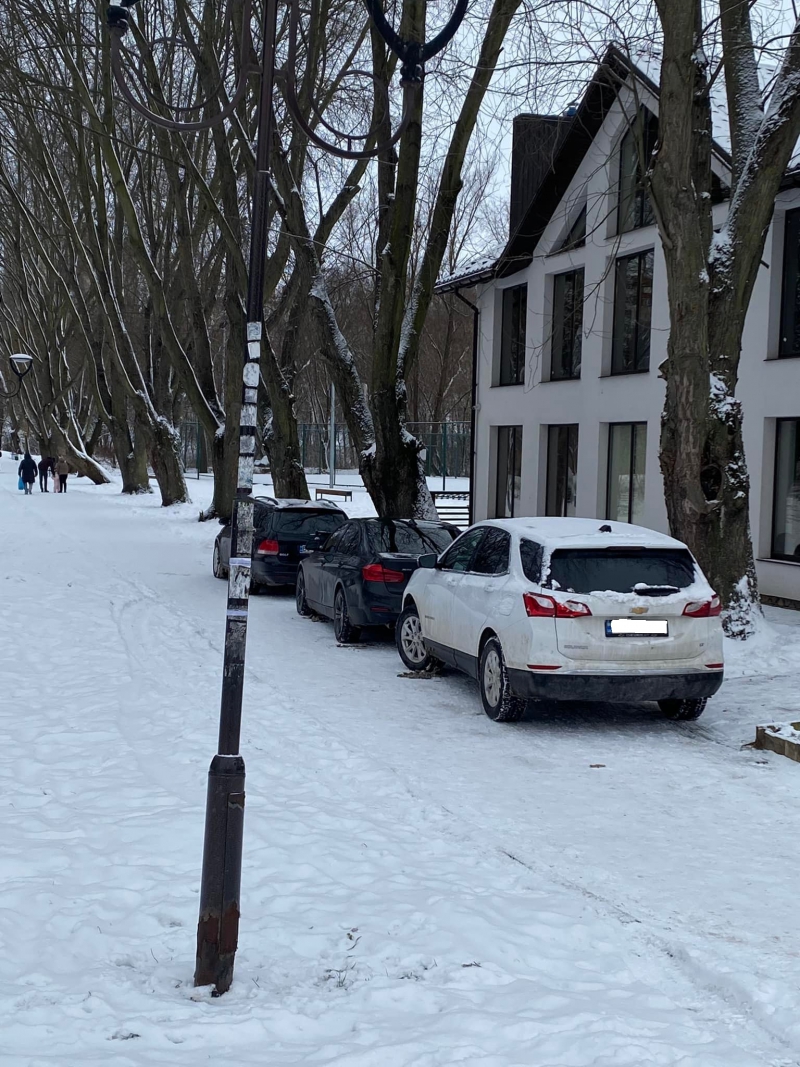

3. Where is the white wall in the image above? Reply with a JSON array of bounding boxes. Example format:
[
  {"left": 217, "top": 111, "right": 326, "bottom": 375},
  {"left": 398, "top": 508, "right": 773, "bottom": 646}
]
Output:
[{"left": 473, "top": 90, "right": 800, "bottom": 603}]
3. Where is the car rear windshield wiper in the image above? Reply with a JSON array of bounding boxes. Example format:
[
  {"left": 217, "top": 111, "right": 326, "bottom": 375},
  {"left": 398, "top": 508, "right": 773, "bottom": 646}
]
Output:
[{"left": 631, "top": 585, "right": 681, "bottom": 597}]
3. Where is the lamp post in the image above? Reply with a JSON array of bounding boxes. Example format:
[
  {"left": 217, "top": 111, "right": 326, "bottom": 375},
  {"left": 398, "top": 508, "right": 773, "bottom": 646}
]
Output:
[
  {"left": 0, "top": 354, "right": 34, "bottom": 400},
  {"left": 105, "top": 0, "right": 467, "bottom": 995}
]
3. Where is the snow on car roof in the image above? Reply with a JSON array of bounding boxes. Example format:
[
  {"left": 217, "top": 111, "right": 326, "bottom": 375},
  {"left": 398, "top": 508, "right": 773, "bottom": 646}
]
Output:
[{"left": 477, "top": 517, "right": 689, "bottom": 551}]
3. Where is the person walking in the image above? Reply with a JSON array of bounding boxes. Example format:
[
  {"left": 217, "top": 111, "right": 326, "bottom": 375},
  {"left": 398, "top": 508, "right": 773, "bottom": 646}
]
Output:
[
  {"left": 56, "top": 456, "right": 69, "bottom": 493},
  {"left": 18, "top": 452, "right": 37, "bottom": 495},
  {"left": 38, "top": 456, "right": 52, "bottom": 492}
]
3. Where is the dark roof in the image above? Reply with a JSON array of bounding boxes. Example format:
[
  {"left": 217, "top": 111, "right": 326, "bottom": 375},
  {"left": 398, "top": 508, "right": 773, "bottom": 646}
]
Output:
[{"left": 436, "top": 45, "right": 730, "bottom": 293}]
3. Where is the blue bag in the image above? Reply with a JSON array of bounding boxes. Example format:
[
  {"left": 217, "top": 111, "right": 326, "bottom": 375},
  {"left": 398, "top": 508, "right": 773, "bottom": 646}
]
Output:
[{"left": 18, "top": 476, "right": 24, "bottom": 490}]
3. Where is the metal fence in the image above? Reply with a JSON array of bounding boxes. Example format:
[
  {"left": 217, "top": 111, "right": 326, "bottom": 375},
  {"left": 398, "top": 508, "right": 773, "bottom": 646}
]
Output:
[{"left": 178, "top": 419, "right": 470, "bottom": 481}]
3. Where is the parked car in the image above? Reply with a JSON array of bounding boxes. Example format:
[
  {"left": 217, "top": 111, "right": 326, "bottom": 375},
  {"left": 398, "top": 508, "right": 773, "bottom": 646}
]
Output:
[
  {"left": 396, "top": 517, "right": 724, "bottom": 723},
  {"left": 296, "top": 517, "right": 460, "bottom": 642},
  {"left": 213, "top": 497, "right": 347, "bottom": 590}
]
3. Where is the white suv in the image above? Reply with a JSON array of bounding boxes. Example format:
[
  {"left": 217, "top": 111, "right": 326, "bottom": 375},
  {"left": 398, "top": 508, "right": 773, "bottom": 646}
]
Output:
[{"left": 396, "top": 518, "right": 724, "bottom": 723}]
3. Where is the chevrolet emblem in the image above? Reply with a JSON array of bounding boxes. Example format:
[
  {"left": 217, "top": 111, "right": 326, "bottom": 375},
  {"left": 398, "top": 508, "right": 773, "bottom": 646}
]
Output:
[{"left": 631, "top": 606, "right": 649, "bottom": 615}]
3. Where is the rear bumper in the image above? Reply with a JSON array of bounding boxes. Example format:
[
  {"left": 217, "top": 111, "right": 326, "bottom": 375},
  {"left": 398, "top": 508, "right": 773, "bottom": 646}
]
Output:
[
  {"left": 507, "top": 668, "right": 724, "bottom": 703},
  {"left": 252, "top": 559, "right": 299, "bottom": 587}
]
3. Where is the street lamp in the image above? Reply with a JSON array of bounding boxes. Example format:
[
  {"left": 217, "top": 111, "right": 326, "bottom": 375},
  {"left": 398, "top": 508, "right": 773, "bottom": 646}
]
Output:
[
  {"left": 0, "top": 354, "right": 34, "bottom": 400},
  {"left": 106, "top": 0, "right": 467, "bottom": 995}
]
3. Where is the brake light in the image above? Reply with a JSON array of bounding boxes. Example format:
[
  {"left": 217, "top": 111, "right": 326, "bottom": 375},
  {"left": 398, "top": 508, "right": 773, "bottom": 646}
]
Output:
[
  {"left": 683, "top": 595, "right": 721, "bottom": 618},
  {"left": 362, "top": 563, "right": 405, "bottom": 583},
  {"left": 523, "top": 593, "right": 592, "bottom": 618},
  {"left": 256, "top": 539, "right": 279, "bottom": 556}
]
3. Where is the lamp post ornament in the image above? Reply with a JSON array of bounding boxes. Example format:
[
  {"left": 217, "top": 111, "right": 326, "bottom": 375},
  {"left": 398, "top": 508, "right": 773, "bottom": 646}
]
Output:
[
  {"left": 0, "top": 354, "right": 34, "bottom": 401},
  {"left": 105, "top": 0, "right": 468, "bottom": 994}
]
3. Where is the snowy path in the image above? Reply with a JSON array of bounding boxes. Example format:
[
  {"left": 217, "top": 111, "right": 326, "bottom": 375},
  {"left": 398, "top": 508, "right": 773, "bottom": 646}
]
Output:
[{"left": 2, "top": 467, "right": 800, "bottom": 1066}]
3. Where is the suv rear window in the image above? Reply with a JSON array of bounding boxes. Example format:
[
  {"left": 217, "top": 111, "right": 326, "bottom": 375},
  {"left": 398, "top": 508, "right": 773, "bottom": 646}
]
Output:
[
  {"left": 271, "top": 510, "right": 346, "bottom": 538},
  {"left": 365, "top": 520, "right": 456, "bottom": 555},
  {"left": 545, "top": 547, "right": 696, "bottom": 595}
]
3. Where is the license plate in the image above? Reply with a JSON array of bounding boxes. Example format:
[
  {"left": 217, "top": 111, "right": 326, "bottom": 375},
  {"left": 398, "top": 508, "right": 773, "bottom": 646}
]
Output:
[
  {"left": 298, "top": 544, "right": 309, "bottom": 555},
  {"left": 606, "top": 619, "right": 668, "bottom": 637}
]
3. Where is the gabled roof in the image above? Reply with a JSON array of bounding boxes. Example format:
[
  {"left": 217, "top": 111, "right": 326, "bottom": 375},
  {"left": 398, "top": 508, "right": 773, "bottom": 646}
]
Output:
[{"left": 436, "top": 45, "right": 730, "bottom": 293}]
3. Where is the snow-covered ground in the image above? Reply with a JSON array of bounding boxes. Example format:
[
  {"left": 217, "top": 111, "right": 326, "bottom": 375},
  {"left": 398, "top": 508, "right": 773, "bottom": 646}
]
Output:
[{"left": 2, "top": 465, "right": 800, "bottom": 1066}]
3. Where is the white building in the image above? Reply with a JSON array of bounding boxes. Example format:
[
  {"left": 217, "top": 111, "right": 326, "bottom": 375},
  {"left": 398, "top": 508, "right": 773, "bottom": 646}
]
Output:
[{"left": 439, "top": 48, "right": 800, "bottom": 607}]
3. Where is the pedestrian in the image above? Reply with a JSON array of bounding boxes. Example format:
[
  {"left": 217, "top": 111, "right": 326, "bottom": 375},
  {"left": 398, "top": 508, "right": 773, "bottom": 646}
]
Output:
[
  {"left": 56, "top": 456, "right": 69, "bottom": 493},
  {"left": 18, "top": 451, "right": 37, "bottom": 495},
  {"left": 38, "top": 456, "right": 52, "bottom": 493}
]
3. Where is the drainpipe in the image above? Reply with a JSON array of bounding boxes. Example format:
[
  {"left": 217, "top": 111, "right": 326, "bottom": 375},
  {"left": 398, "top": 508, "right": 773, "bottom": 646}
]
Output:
[{"left": 455, "top": 289, "right": 479, "bottom": 526}]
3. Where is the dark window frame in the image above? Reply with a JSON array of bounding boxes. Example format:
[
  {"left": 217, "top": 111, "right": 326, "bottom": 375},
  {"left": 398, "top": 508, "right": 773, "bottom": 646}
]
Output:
[
  {"left": 606, "top": 422, "right": 647, "bottom": 524},
  {"left": 618, "top": 109, "right": 658, "bottom": 235},
  {"left": 545, "top": 424, "right": 579, "bottom": 517},
  {"left": 557, "top": 204, "right": 587, "bottom": 252},
  {"left": 498, "top": 284, "right": 527, "bottom": 386},
  {"left": 779, "top": 209, "right": 800, "bottom": 359},
  {"left": 550, "top": 268, "right": 584, "bottom": 381},
  {"left": 771, "top": 417, "right": 800, "bottom": 561},
  {"left": 438, "top": 527, "right": 486, "bottom": 573},
  {"left": 495, "top": 425, "right": 523, "bottom": 518},
  {"left": 611, "top": 249, "right": 654, "bottom": 375}
]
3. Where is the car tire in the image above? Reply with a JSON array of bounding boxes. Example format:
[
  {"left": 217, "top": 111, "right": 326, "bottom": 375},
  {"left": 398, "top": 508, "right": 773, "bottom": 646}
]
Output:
[
  {"left": 212, "top": 542, "right": 228, "bottom": 580},
  {"left": 296, "top": 570, "right": 312, "bottom": 617},
  {"left": 396, "top": 604, "right": 436, "bottom": 672},
  {"left": 658, "top": 697, "right": 707, "bottom": 721},
  {"left": 479, "top": 637, "right": 526, "bottom": 723},
  {"left": 333, "top": 587, "right": 360, "bottom": 644}
]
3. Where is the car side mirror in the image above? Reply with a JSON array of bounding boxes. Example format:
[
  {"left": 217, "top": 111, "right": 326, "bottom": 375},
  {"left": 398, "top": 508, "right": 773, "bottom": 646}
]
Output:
[{"left": 418, "top": 553, "right": 438, "bottom": 569}]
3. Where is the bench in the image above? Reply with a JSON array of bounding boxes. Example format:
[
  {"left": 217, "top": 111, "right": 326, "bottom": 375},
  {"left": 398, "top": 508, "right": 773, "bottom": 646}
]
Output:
[
  {"left": 431, "top": 491, "right": 470, "bottom": 529},
  {"left": 315, "top": 486, "right": 353, "bottom": 502}
]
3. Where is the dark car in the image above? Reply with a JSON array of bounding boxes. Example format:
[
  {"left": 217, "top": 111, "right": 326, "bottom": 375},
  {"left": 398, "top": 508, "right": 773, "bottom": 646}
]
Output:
[
  {"left": 296, "top": 517, "right": 460, "bottom": 643},
  {"left": 213, "top": 497, "right": 348, "bottom": 590}
]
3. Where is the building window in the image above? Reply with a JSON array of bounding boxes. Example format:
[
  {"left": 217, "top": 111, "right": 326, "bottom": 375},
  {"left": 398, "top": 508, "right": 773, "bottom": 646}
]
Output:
[
  {"left": 498, "top": 285, "right": 526, "bottom": 385},
  {"left": 551, "top": 268, "right": 584, "bottom": 380},
  {"left": 546, "top": 424, "right": 578, "bottom": 516},
  {"left": 780, "top": 209, "right": 800, "bottom": 358},
  {"left": 618, "top": 109, "right": 658, "bottom": 234},
  {"left": 557, "top": 203, "right": 586, "bottom": 252},
  {"left": 612, "top": 249, "right": 654, "bottom": 374},
  {"left": 772, "top": 419, "right": 800, "bottom": 560},
  {"left": 495, "top": 426, "right": 523, "bottom": 518},
  {"left": 607, "top": 422, "right": 647, "bottom": 524}
]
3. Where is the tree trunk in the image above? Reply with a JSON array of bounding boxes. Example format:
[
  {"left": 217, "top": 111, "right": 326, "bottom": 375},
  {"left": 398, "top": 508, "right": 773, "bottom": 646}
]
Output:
[{"left": 148, "top": 418, "right": 189, "bottom": 507}]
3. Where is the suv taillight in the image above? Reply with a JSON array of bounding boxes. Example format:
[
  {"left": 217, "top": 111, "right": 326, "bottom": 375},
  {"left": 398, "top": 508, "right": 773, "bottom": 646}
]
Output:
[
  {"left": 362, "top": 563, "right": 405, "bottom": 583},
  {"left": 256, "top": 539, "right": 279, "bottom": 556},
  {"left": 523, "top": 593, "right": 591, "bottom": 618},
  {"left": 683, "top": 595, "right": 721, "bottom": 618}
]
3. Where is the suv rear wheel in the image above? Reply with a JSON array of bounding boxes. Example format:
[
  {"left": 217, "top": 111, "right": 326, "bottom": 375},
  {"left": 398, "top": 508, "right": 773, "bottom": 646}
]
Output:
[
  {"left": 396, "top": 604, "right": 435, "bottom": 672},
  {"left": 479, "top": 637, "right": 526, "bottom": 723},
  {"left": 658, "top": 697, "right": 707, "bottom": 721},
  {"left": 333, "top": 587, "right": 360, "bottom": 644}
]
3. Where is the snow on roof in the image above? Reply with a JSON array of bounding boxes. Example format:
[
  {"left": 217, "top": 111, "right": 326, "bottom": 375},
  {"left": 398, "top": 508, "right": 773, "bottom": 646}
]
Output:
[{"left": 478, "top": 516, "right": 688, "bottom": 551}]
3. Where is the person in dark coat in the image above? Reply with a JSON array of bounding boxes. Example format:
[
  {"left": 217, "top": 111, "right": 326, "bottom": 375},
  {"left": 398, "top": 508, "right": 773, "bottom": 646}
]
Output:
[
  {"left": 38, "top": 456, "right": 52, "bottom": 492},
  {"left": 18, "top": 452, "right": 37, "bottom": 495}
]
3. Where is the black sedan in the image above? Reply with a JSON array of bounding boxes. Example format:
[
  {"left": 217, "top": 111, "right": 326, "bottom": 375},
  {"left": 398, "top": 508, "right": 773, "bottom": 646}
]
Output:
[
  {"left": 213, "top": 497, "right": 347, "bottom": 590},
  {"left": 296, "top": 517, "right": 460, "bottom": 642}
]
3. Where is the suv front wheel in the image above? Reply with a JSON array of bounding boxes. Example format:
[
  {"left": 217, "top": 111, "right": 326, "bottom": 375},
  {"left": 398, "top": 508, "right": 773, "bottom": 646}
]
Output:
[
  {"left": 396, "top": 604, "right": 436, "bottom": 672},
  {"left": 479, "top": 637, "right": 526, "bottom": 723}
]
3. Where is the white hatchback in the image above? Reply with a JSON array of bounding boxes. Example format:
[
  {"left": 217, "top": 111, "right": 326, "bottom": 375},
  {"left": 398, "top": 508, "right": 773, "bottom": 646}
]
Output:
[{"left": 396, "top": 517, "right": 724, "bottom": 723}]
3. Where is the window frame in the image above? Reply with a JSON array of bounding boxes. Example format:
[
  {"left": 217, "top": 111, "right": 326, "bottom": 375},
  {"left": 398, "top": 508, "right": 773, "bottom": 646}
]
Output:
[
  {"left": 550, "top": 267, "right": 584, "bottom": 381},
  {"left": 617, "top": 109, "right": 658, "bottom": 235},
  {"left": 495, "top": 425, "right": 523, "bottom": 518},
  {"left": 611, "top": 249, "right": 654, "bottom": 376},
  {"left": 545, "top": 424, "right": 579, "bottom": 517},
  {"left": 497, "top": 284, "right": 527, "bottom": 386},
  {"left": 779, "top": 208, "right": 800, "bottom": 359},
  {"left": 606, "top": 422, "right": 647, "bottom": 525},
  {"left": 771, "top": 417, "right": 800, "bottom": 561}
]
